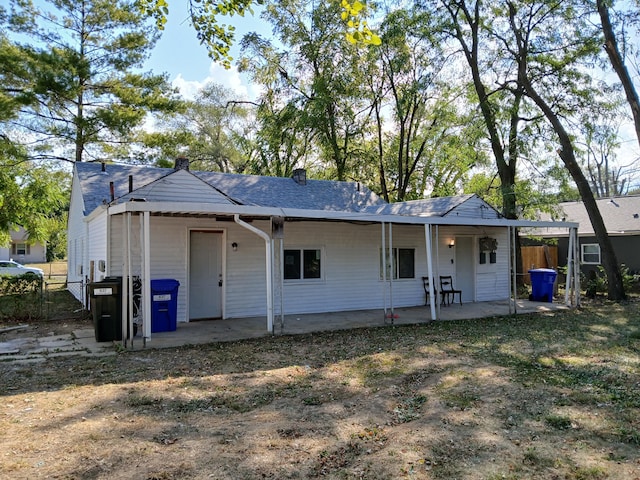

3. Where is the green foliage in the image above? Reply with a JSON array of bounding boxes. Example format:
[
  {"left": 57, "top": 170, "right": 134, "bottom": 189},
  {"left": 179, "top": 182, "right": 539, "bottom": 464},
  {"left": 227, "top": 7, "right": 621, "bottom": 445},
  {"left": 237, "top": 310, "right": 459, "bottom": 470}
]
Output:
[
  {"left": 140, "top": 83, "right": 250, "bottom": 172},
  {"left": 0, "top": 273, "right": 43, "bottom": 321},
  {"left": 137, "top": 0, "right": 261, "bottom": 69},
  {"left": 3, "top": 0, "right": 181, "bottom": 163},
  {"left": 585, "top": 265, "right": 638, "bottom": 297}
]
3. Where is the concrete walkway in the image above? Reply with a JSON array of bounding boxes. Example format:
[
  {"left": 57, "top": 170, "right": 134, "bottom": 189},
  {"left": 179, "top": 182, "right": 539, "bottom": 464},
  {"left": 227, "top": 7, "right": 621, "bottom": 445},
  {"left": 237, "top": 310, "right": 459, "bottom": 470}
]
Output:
[{"left": 0, "top": 299, "right": 569, "bottom": 362}]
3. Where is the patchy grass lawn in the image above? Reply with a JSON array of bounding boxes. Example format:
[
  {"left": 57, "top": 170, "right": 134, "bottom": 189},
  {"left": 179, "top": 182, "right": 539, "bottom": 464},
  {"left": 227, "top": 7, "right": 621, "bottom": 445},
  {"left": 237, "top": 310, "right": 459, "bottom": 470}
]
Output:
[{"left": 1, "top": 302, "right": 639, "bottom": 479}]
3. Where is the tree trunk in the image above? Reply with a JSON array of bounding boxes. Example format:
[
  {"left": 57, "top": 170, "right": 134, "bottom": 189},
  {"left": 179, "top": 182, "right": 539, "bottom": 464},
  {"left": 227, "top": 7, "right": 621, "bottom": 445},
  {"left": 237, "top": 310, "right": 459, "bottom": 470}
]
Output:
[{"left": 597, "top": 0, "right": 640, "bottom": 149}]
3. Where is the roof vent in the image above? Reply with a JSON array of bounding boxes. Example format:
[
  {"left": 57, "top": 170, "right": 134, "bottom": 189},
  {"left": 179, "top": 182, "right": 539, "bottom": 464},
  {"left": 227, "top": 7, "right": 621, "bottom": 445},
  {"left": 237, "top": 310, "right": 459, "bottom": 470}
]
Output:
[
  {"left": 634, "top": 213, "right": 639, "bottom": 219},
  {"left": 174, "top": 157, "right": 190, "bottom": 171},
  {"left": 292, "top": 168, "right": 307, "bottom": 185}
]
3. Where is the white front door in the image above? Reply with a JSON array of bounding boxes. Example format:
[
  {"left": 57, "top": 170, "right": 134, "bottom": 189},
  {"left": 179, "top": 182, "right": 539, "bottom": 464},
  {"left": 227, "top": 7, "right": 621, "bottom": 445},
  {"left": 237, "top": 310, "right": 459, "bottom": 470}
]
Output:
[
  {"left": 189, "top": 231, "right": 222, "bottom": 319},
  {"left": 455, "top": 236, "right": 475, "bottom": 302}
]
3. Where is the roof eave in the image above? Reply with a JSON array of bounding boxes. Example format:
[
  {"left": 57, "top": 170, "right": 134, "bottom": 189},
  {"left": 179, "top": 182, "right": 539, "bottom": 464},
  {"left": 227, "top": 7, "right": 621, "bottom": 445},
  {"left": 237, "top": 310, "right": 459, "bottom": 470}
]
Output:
[{"left": 106, "top": 201, "right": 578, "bottom": 228}]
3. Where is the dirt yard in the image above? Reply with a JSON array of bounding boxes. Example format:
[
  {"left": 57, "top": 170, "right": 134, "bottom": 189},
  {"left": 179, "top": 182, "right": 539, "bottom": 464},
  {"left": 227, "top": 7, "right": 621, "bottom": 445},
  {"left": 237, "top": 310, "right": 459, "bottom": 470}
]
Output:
[{"left": 1, "top": 301, "right": 639, "bottom": 479}]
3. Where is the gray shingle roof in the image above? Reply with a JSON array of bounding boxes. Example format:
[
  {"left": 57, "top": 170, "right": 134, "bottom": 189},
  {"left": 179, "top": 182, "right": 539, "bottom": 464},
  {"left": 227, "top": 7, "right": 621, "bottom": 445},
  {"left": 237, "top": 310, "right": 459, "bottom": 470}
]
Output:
[
  {"left": 535, "top": 196, "right": 640, "bottom": 236},
  {"left": 362, "top": 195, "right": 478, "bottom": 217},
  {"left": 75, "top": 162, "right": 385, "bottom": 215}
]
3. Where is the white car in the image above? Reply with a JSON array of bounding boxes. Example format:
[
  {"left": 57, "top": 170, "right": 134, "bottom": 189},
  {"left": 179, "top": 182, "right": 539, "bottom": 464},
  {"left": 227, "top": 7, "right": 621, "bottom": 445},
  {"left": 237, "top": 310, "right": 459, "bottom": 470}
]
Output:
[{"left": 0, "top": 260, "right": 44, "bottom": 277}]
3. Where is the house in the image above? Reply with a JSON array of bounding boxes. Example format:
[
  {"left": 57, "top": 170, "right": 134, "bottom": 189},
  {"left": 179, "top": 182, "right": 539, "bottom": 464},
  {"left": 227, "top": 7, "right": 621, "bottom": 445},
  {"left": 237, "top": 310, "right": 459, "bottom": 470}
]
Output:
[
  {"left": 0, "top": 226, "right": 47, "bottom": 264},
  {"left": 526, "top": 195, "right": 640, "bottom": 275},
  {"left": 67, "top": 160, "right": 579, "bottom": 343}
]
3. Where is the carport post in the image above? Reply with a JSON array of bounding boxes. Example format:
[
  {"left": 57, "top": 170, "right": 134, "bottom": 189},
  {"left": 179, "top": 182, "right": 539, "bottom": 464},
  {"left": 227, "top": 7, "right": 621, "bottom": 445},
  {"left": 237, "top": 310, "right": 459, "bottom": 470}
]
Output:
[
  {"left": 424, "top": 224, "right": 437, "bottom": 321},
  {"left": 510, "top": 226, "right": 517, "bottom": 314},
  {"left": 142, "top": 211, "right": 151, "bottom": 345}
]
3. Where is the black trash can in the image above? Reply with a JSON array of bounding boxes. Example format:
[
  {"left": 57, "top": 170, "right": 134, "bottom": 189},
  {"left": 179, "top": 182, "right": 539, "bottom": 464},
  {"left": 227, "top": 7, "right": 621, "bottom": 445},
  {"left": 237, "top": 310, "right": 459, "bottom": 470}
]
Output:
[
  {"left": 89, "top": 277, "right": 123, "bottom": 342},
  {"left": 150, "top": 279, "right": 180, "bottom": 333}
]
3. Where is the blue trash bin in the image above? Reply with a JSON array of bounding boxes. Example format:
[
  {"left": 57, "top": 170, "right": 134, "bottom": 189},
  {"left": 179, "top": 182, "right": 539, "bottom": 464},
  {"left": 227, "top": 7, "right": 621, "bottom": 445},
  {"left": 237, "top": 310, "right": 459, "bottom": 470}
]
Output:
[
  {"left": 528, "top": 268, "right": 557, "bottom": 302},
  {"left": 150, "top": 279, "right": 180, "bottom": 332}
]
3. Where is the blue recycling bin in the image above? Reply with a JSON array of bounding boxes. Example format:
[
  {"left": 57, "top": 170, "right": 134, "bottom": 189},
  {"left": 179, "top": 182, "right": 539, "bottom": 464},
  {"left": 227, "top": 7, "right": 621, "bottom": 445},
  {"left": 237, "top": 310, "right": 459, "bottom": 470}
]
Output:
[
  {"left": 528, "top": 268, "right": 557, "bottom": 302},
  {"left": 150, "top": 279, "right": 180, "bottom": 333}
]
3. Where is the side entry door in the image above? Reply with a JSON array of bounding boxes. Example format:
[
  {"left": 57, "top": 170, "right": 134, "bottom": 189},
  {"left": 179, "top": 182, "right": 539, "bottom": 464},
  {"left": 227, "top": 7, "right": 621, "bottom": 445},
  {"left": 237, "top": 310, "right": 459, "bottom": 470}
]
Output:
[{"left": 189, "top": 231, "right": 222, "bottom": 319}]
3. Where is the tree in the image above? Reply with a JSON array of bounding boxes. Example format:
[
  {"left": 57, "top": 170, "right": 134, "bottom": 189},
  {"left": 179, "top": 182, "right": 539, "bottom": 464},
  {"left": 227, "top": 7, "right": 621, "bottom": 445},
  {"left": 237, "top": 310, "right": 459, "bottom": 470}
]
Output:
[
  {"left": 504, "top": 0, "right": 626, "bottom": 300},
  {"left": 140, "top": 83, "right": 253, "bottom": 172},
  {"left": 439, "top": 0, "right": 541, "bottom": 221},
  {"left": 0, "top": 33, "right": 69, "bottom": 249},
  {"left": 579, "top": 111, "right": 638, "bottom": 197},
  {"left": 596, "top": 0, "right": 640, "bottom": 150},
  {"left": 4, "top": 0, "right": 180, "bottom": 163},
  {"left": 370, "top": 7, "right": 486, "bottom": 201},
  {"left": 136, "top": 0, "right": 379, "bottom": 68},
  {"left": 240, "top": 0, "right": 372, "bottom": 181}
]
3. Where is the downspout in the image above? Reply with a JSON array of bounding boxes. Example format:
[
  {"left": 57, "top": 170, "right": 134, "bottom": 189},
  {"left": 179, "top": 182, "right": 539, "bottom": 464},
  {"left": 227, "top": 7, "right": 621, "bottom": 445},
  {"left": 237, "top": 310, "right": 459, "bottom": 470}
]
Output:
[{"left": 234, "top": 214, "right": 274, "bottom": 333}]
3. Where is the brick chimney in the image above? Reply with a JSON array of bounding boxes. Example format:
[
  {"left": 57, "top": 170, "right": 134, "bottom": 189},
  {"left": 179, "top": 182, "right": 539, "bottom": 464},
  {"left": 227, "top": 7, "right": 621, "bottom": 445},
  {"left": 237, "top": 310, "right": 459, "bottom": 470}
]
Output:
[
  {"left": 292, "top": 168, "right": 307, "bottom": 185},
  {"left": 174, "top": 157, "right": 190, "bottom": 171}
]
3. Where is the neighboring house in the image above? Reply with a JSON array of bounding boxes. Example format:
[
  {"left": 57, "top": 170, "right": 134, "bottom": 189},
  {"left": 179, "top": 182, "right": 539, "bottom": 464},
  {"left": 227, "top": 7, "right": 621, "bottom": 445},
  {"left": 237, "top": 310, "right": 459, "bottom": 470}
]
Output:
[
  {"left": 0, "top": 226, "right": 47, "bottom": 264},
  {"left": 527, "top": 196, "right": 640, "bottom": 275},
  {"left": 67, "top": 160, "right": 578, "bottom": 341}
]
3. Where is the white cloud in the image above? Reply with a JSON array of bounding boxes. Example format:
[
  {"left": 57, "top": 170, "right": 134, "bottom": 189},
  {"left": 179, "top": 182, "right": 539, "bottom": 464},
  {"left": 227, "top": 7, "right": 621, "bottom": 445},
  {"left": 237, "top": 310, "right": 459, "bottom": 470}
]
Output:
[{"left": 171, "top": 63, "right": 262, "bottom": 101}]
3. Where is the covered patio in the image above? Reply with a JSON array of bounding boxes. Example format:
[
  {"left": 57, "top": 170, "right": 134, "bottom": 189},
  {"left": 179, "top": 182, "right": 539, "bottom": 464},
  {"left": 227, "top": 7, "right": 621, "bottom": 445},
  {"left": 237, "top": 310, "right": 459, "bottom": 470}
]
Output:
[{"left": 122, "top": 298, "right": 570, "bottom": 350}]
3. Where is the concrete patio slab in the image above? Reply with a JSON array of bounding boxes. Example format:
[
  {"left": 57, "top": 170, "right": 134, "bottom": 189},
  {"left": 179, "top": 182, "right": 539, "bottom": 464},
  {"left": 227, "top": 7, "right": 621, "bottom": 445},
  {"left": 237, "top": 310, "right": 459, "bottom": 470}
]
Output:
[{"left": 0, "top": 299, "right": 570, "bottom": 361}]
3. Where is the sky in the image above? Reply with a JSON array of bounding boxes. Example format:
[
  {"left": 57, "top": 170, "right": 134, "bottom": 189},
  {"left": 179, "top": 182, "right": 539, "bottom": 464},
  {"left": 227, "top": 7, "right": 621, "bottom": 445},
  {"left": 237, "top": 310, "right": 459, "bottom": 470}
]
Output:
[{"left": 143, "top": 2, "right": 267, "bottom": 101}]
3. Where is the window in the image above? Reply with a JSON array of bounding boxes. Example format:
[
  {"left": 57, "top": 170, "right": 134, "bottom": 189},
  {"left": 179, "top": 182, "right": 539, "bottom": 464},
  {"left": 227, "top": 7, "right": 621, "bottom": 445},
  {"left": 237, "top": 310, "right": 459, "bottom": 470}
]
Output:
[
  {"left": 581, "top": 244, "right": 601, "bottom": 264},
  {"left": 380, "top": 248, "right": 415, "bottom": 279},
  {"left": 284, "top": 249, "right": 322, "bottom": 280},
  {"left": 12, "top": 243, "right": 30, "bottom": 255}
]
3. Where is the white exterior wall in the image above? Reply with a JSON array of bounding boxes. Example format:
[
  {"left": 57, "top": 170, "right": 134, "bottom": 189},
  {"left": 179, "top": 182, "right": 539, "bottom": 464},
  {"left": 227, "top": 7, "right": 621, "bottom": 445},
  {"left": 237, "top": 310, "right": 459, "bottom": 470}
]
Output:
[
  {"left": 66, "top": 174, "right": 88, "bottom": 302},
  {"left": 104, "top": 214, "right": 513, "bottom": 322},
  {"left": 436, "top": 226, "right": 510, "bottom": 301},
  {"left": 87, "top": 214, "right": 108, "bottom": 284}
]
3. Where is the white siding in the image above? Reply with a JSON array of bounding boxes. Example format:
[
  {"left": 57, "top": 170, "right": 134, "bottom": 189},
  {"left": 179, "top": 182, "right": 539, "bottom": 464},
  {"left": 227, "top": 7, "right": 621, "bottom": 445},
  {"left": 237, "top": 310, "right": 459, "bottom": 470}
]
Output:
[
  {"left": 104, "top": 214, "right": 513, "bottom": 322},
  {"left": 87, "top": 214, "right": 108, "bottom": 283},
  {"left": 66, "top": 173, "right": 89, "bottom": 302},
  {"left": 436, "top": 226, "right": 510, "bottom": 301},
  {"left": 446, "top": 196, "right": 500, "bottom": 219},
  {"left": 126, "top": 169, "right": 233, "bottom": 204}
]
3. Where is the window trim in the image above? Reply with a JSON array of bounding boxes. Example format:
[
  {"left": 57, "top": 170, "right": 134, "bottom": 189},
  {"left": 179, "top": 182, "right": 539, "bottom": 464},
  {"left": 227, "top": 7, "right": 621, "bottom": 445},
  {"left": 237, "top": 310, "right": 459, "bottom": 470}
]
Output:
[
  {"left": 283, "top": 247, "right": 324, "bottom": 282},
  {"left": 580, "top": 243, "right": 601, "bottom": 265}
]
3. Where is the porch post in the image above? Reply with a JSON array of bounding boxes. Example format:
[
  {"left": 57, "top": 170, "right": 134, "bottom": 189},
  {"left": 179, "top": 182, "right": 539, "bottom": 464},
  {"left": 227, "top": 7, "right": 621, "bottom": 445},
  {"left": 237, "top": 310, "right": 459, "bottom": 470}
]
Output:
[
  {"left": 142, "top": 211, "right": 151, "bottom": 345},
  {"left": 425, "top": 224, "right": 437, "bottom": 321},
  {"left": 388, "top": 223, "right": 395, "bottom": 322},
  {"left": 565, "top": 227, "right": 574, "bottom": 306},
  {"left": 510, "top": 226, "right": 517, "bottom": 314},
  {"left": 126, "top": 212, "right": 134, "bottom": 346},
  {"left": 121, "top": 214, "right": 128, "bottom": 346},
  {"left": 381, "top": 222, "right": 387, "bottom": 319},
  {"left": 574, "top": 228, "right": 581, "bottom": 306}
]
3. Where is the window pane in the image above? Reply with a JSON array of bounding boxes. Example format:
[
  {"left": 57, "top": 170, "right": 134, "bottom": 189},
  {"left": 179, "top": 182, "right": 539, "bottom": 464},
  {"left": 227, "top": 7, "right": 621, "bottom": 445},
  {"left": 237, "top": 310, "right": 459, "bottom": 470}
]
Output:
[
  {"left": 303, "top": 249, "right": 321, "bottom": 279},
  {"left": 284, "top": 250, "right": 301, "bottom": 279},
  {"left": 397, "top": 248, "right": 415, "bottom": 278},
  {"left": 582, "top": 244, "right": 600, "bottom": 264}
]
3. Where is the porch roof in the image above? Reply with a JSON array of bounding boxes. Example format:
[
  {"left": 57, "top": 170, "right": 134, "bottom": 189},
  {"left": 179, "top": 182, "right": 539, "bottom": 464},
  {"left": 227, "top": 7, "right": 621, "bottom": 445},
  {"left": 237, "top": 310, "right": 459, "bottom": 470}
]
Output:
[{"left": 106, "top": 199, "right": 578, "bottom": 229}]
